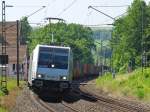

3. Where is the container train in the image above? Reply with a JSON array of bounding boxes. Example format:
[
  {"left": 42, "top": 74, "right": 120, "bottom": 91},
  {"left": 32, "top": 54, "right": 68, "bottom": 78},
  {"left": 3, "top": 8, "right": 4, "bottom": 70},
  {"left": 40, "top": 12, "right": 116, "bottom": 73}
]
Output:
[{"left": 28, "top": 44, "right": 73, "bottom": 92}]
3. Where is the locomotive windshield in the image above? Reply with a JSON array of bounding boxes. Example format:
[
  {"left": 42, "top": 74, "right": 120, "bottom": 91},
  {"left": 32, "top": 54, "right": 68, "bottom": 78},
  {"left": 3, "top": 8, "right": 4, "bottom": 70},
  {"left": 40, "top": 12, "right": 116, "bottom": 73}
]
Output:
[{"left": 38, "top": 47, "right": 69, "bottom": 69}]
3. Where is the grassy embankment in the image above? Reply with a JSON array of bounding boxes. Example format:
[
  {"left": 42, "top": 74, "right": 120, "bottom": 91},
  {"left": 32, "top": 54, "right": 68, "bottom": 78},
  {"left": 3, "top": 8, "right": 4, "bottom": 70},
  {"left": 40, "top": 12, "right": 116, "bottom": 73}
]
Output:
[
  {"left": 96, "top": 68, "right": 150, "bottom": 102},
  {"left": 0, "top": 78, "right": 25, "bottom": 112}
]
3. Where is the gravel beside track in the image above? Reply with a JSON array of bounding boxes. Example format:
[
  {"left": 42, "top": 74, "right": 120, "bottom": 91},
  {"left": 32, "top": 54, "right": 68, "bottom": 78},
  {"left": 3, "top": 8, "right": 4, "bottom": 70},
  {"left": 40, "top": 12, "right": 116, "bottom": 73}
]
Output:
[
  {"left": 42, "top": 90, "right": 118, "bottom": 112},
  {"left": 12, "top": 87, "right": 83, "bottom": 112},
  {"left": 12, "top": 87, "right": 52, "bottom": 112}
]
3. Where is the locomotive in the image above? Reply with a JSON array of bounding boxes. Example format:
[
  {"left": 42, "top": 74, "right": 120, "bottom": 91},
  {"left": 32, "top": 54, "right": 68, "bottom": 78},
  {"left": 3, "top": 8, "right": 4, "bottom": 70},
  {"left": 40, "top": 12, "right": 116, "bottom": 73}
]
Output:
[{"left": 28, "top": 44, "right": 73, "bottom": 92}]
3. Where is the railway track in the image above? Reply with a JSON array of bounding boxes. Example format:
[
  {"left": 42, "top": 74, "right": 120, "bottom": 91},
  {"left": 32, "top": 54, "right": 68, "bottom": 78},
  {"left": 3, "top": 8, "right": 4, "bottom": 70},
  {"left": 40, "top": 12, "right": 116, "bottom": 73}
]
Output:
[
  {"left": 30, "top": 91, "right": 56, "bottom": 112},
  {"left": 29, "top": 85, "right": 150, "bottom": 112},
  {"left": 30, "top": 90, "right": 81, "bottom": 112},
  {"left": 79, "top": 86, "right": 150, "bottom": 112},
  {"left": 61, "top": 101, "right": 81, "bottom": 112}
]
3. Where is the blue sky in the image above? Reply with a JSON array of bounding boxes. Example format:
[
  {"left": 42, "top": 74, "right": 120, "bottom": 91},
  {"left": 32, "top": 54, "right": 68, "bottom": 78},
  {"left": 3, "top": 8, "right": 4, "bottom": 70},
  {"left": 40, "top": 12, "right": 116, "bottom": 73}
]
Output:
[{"left": 2, "top": 0, "right": 150, "bottom": 26}]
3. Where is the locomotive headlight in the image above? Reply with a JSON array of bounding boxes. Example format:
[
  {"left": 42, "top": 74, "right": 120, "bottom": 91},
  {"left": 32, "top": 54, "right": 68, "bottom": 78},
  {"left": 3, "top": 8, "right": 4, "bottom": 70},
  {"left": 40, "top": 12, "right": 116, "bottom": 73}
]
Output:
[
  {"left": 37, "top": 74, "right": 45, "bottom": 78},
  {"left": 62, "top": 76, "right": 67, "bottom": 80},
  {"left": 37, "top": 74, "right": 42, "bottom": 78},
  {"left": 60, "top": 76, "right": 67, "bottom": 80},
  {"left": 37, "top": 74, "right": 44, "bottom": 78}
]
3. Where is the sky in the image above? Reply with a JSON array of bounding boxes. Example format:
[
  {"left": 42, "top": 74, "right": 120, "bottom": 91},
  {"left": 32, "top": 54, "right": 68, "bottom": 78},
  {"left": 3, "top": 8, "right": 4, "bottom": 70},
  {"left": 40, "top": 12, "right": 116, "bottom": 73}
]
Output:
[{"left": 2, "top": 0, "right": 150, "bottom": 26}]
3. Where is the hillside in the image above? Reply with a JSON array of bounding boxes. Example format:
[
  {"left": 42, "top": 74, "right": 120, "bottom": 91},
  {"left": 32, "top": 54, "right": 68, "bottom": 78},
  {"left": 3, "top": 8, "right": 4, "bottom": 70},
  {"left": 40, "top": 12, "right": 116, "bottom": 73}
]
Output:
[{"left": 96, "top": 68, "right": 150, "bottom": 102}]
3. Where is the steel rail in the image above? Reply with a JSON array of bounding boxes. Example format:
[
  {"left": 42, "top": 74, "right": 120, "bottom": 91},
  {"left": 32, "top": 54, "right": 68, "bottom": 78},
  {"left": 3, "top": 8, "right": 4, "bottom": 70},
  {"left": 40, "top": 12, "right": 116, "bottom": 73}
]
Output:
[
  {"left": 61, "top": 101, "right": 81, "bottom": 112},
  {"left": 79, "top": 87, "right": 150, "bottom": 112},
  {"left": 30, "top": 91, "right": 56, "bottom": 112}
]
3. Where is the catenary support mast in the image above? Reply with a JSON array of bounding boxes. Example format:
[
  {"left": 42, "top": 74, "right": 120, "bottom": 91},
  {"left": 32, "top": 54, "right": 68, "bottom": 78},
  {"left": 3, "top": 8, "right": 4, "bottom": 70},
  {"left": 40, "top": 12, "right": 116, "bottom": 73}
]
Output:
[{"left": 1, "top": 1, "right": 8, "bottom": 92}]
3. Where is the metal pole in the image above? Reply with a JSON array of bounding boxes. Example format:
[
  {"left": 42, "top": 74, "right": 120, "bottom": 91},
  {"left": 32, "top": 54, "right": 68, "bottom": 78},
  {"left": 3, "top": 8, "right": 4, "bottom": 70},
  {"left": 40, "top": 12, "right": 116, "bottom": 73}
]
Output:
[
  {"left": 141, "top": 3, "right": 144, "bottom": 75},
  {"left": 1, "top": 1, "right": 8, "bottom": 91},
  {"left": 104, "top": 47, "right": 107, "bottom": 66},
  {"left": 101, "top": 40, "right": 103, "bottom": 75},
  {"left": 111, "top": 46, "right": 113, "bottom": 73},
  {"left": 16, "top": 20, "right": 19, "bottom": 86}
]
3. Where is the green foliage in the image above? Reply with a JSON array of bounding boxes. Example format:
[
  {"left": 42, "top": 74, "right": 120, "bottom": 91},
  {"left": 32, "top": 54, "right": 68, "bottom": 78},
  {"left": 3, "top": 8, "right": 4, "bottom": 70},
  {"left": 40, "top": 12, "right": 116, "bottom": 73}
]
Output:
[
  {"left": 136, "top": 86, "right": 145, "bottom": 99},
  {"left": 111, "top": 0, "right": 150, "bottom": 72},
  {"left": 0, "top": 107, "right": 7, "bottom": 112},
  {"left": 96, "top": 68, "right": 150, "bottom": 101},
  {"left": 20, "top": 16, "right": 32, "bottom": 44},
  {"left": 0, "top": 78, "right": 25, "bottom": 96},
  {"left": 28, "top": 23, "right": 95, "bottom": 63},
  {"left": 0, "top": 87, "right": 8, "bottom": 95}
]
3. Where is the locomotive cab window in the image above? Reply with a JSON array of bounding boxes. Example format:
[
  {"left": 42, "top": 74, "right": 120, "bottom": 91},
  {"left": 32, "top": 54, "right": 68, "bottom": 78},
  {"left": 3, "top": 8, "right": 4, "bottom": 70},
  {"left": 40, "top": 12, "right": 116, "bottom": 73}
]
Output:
[
  {"left": 38, "top": 47, "right": 69, "bottom": 69},
  {"left": 54, "top": 55, "right": 68, "bottom": 69},
  {"left": 38, "top": 52, "right": 52, "bottom": 67}
]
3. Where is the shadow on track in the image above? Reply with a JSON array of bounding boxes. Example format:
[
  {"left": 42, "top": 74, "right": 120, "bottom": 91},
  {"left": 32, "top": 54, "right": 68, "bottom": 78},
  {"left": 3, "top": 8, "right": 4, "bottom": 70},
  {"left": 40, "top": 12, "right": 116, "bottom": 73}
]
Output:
[{"left": 34, "top": 76, "right": 98, "bottom": 104}]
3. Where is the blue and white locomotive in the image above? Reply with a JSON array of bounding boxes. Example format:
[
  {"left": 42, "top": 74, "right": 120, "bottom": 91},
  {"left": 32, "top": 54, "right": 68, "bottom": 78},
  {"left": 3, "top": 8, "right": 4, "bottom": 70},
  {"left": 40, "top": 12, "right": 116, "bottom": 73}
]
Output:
[{"left": 28, "top": 44, "right": 73, "bottom": 92}]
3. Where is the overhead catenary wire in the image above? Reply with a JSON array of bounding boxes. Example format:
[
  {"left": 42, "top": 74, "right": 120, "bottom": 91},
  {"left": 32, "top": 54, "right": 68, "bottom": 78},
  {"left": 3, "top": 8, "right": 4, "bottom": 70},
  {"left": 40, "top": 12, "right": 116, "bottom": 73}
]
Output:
[
  {"left": 84, "top": 24, "right": 114, "bottom": 27},
  {"left": 26, "top": 6, "right": 46, "bottom": 18},
  {"left": 43, "top": 0, "right": 58, "bottom": 23},
  {"left": 4, "top": 5, "right": 47, "bottom": 30},
  {"left": 3, "top": 4, "right": 47, "bottom": 27},
  {"left": 90, "top": 5, "right": 130, "bottom": 8},
  {"left": 4, "top": 22, "right": 43, "bottom": 32},
  {"left": 8, "top": 5, "right": 46, "bottom": 8},
  {"left": 3, "top": 23, "right": 42, "bottom": 34},
  {"left": 114, "top": 11, "right": 127, "bottom": 19},
  {"left": 88, "top": 6, "right": 115, "bottom": 20},
  {"left": 87, "top": 4, "right": 129, "bottom": 25},
  {"left": 57, "top": 0, "right": 77, "bottom": 16},
  {"left": 85, "top": 11, "right": 127, "bottom": 27}
]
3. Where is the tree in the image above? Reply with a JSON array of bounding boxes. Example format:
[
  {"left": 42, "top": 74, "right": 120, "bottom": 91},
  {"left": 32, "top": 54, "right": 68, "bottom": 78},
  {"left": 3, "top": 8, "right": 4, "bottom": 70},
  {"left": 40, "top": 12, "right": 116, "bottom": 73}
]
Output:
[
  {"left": 111, "top": 0, "right": 149, "bottom": 72},
  {"left": 20, "top": 17, "right": 32, "bottom": 44},
  {"left": 28, "top": 23, "right": 95, "bottom": 64}
]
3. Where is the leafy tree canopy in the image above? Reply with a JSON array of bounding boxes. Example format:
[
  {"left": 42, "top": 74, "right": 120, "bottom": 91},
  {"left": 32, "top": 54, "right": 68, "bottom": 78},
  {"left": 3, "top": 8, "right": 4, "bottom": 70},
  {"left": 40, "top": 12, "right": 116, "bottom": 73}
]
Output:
[
  {"left": 28, "top": 22, "right": 95, "bottom": 64},
  {"left": 20, "top": 16, "right": 32, "bottom": 44},
  {"left": 111, "top": 0, "right": 150, "bottom": 72}
]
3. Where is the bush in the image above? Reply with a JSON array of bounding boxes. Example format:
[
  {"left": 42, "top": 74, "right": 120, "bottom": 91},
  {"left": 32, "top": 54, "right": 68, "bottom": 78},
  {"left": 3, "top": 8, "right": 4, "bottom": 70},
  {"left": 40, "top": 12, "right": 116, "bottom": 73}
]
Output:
[
  {"left": 0, "top": 87, "right": 9, "bottom": 95},
  {"left": 136, "top": 88, "right": 145, "bottom": 99}
]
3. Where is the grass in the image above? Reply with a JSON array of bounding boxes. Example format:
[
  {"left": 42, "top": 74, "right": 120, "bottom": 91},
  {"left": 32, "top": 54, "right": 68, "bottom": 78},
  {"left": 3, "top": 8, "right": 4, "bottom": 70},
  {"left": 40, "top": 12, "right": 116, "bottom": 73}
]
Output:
[
  {"left": 96, "top": 68, "right": 150, "bottom": 102},
  {"left": 0, "top": 77, "right": 25, "bottom": 112},
  {"left": 0, "top": 108, "right": 7, "bottom": 112}
]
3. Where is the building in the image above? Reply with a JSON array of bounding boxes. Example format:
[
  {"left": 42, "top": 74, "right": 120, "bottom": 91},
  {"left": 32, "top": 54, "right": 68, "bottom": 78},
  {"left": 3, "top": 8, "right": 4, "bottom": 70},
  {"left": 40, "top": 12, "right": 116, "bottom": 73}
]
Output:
[{"left": 0, "top": 21, "right": 27, "bottom": 77}]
